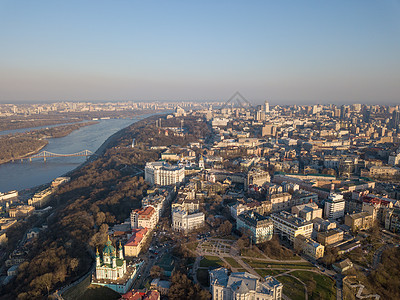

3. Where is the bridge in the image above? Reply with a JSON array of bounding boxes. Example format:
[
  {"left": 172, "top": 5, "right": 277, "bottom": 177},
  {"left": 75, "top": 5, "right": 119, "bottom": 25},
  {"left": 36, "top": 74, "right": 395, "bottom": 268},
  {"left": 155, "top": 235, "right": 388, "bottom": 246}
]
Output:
[{"left": 25, "top": 150, "right": 94, "bottom": 162}]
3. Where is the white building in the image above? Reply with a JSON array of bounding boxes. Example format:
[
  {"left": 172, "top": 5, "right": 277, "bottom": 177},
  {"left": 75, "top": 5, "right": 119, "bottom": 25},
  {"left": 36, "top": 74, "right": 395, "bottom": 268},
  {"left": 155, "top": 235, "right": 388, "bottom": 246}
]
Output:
[
  {"left": 145, "top": 161, "right": 185, "bottom": 186},
  {"left": 210, "top": 268, "right": 282, "bottom": 300},
  {"left": 237, "top": 211, "right": 274, "bottom": 244},
  {"left": 171, "top": 206, "right": 204, "bottom": 233},
  {"left": 324, "top": 193, "right": 345, "bottom": 220},
  {"left": 270, "top": 211, "right": 313, "bottom": 243}
]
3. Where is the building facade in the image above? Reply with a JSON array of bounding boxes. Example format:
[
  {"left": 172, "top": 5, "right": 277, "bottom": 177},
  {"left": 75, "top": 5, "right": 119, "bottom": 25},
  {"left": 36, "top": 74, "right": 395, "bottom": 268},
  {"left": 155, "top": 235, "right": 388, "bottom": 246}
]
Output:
[
  {"left": 124, "top": 228, "right": 150, "bottom": 257},
  {"left": 209, "top": 268, "right": 282, "bottom": 300},
  {"left": 324, "top": 193, "right": 345, "bottom": 219},
  {"left": 344, "top": 212, "right": 374, "bottom": 231},
  {"left": 237, "top": 211, "right": 274, "bottom": 244},
  {"left": 171, "top": 206, "right": 205, "bottom": 233},
  {"left": 270, "top": 211, "right": 313, "bottom": 243},
  {"left": 130, "top": 206, "right": 158, "bottom": 230},
  {"left": 294, "top": 235, "right": 325, "bottom": 259},
  {"left": 145, "top": 161, "right": 185, "bottom": 186}
]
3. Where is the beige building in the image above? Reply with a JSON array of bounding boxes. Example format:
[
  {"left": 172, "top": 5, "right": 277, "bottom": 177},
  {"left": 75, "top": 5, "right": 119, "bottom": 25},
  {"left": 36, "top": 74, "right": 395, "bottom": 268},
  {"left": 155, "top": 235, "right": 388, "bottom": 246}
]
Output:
[
  {"left": 369, "top": 166, "right": 400, "bottom": 177},
  {"left": 268, "top": 193, "right": 292, "bottom": 212},
  {"left": 316, "top": 229, "right": 344, "bottom": 246},
  {"left": 291, "top": 203, "right": 323, "bottom": 221},
  {"left": 294, "top": 235, "right": 325, "bottom": 259},
  {"left": 344, "top": 212, "right": 374, "bottom": 232},
  {"left": 9, "top": 205, "right": 35, "bottom": 218},
  {"left": 262, "top": 124, "right": 277, "bottom": 137},
  {"left": 245, "top": 168, "right": 270, "bottom": 190},
  {"left": 124, "top": 228, "right": 150, "bottom": 257},
  {"left": 130, "top": 206, "right": 158, "bottom": 230}
]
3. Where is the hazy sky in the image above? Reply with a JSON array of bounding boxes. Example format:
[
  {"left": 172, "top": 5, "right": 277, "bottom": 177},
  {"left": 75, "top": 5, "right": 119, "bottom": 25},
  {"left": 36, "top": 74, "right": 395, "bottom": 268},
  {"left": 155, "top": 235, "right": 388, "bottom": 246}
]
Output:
[{"left": 1, "top": 0, "right": 400, "bottom": 105}]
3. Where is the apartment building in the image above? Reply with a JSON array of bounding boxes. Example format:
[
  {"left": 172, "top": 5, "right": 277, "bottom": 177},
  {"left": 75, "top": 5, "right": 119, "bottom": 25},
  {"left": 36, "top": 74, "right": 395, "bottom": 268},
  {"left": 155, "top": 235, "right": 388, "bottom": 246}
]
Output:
[
  {"left": 270, "top": 211, "right": 313, "bottom": 243},
  {"left": 344, "top": 212, "right": 374, "bottom": 231},
  {"left": 324, "top": 193, "right": 345, "bottom": 219},
  {"left": 294, "top": 235, "right": 325, "bottom": 259},
  {"left": 291, "top": 203, "right": 323, "bottom": 221},
  {"left": 124, "top": 228, "right": 150, "bottom": 257},
  {"left": 130, "top": 206, "right": 158, "bottom": 230},
  {"left": 236, "top": 211, "right": 274, "bottom": 244},
  {"left": 316, "top": 229, "right": 344, "bottom": 246}
]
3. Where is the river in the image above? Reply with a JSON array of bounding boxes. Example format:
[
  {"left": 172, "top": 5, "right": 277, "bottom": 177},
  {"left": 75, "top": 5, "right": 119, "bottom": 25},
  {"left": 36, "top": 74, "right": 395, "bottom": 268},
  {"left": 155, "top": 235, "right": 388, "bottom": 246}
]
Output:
[{"left": 0, "top": 115, "right": 151, "bottom": 192}]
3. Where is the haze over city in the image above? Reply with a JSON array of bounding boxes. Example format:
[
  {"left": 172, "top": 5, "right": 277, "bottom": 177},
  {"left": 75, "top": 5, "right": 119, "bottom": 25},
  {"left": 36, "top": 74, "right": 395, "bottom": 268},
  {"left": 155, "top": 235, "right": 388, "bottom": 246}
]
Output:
[{"left": 1, "top": 0, "right": 400, "bottom": 104}]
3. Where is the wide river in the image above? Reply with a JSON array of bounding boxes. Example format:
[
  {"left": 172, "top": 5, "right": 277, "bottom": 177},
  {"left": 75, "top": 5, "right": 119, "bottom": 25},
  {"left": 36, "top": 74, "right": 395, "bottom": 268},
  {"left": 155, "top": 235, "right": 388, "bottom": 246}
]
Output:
[{"left": 0, "top": 115, "right": 152, "bottom": 192}]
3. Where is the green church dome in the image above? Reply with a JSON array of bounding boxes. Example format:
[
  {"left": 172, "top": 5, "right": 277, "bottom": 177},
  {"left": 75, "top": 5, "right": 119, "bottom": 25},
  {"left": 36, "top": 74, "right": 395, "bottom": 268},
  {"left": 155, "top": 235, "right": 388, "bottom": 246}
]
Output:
[{"left": 103, "top": 236, "right": 115, "bottom": 255}]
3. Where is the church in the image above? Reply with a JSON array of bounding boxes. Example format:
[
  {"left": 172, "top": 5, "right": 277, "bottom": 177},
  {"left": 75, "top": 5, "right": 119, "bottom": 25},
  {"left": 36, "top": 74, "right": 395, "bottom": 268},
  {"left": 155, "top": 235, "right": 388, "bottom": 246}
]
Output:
[
  {"left": 92, "top": 235, "right": 141, "bottom": 294},
  {"left": 95, "top": 236, "right": 126, "bottom": 280}
]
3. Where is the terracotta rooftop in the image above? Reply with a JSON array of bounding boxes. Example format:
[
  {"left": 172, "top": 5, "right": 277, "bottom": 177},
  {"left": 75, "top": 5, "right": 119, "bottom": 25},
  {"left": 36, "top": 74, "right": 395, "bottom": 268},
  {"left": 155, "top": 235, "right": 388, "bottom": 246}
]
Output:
[{"left": 125, "top": 229, "right": 148, "bottom": 247}]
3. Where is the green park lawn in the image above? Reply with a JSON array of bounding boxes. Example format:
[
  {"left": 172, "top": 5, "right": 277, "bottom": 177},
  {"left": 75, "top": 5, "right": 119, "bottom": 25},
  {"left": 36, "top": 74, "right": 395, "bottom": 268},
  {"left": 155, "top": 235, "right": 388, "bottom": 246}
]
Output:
[
  {"left": 223, "top": 257, "right": 242, "bottom": 268},
  {"left": 277, "top": 275, "right": 306, "bottom": 300},
  {"left": 199, "top": 255, "right": 225, "bottom": 268},
  {"left": 291, "top": 271, "right": 336, "bottom": 300}
]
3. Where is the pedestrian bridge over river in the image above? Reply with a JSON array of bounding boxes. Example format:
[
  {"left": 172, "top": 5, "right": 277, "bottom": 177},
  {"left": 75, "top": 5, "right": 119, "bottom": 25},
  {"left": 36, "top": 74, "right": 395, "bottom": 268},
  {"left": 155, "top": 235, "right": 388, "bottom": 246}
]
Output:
[{"left": 23, "top": 150, "right": 94, "bottom": 162}]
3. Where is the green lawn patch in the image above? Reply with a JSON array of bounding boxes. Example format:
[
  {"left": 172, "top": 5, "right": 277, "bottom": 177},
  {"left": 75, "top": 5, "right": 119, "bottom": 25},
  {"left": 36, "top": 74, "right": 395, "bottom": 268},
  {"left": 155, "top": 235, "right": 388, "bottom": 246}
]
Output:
[
  {"left": 291, "top": 271, "right": 336, "bottom": 300},
  {"left": 77, "top": 284, "right": 120, "bottom": 300},
  {"left": 199, "top": 255, "right": 225, "bottom": 268},
  {"left": 277, "top": 275, "right": 305, "bottom": 300},
  {"left": 243, "top": 259, "right": 314, "bottom": 270},
  {"left": 256, "top": 269, "right": 287, "bottom": 277},
  {"left": 223, "top": 257, "right": 241, "bottom": 268}
]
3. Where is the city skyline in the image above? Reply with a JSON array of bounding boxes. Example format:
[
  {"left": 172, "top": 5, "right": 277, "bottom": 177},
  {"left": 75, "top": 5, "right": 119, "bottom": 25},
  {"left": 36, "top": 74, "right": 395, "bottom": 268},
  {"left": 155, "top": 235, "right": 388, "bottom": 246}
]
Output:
[{"left": 1, "top": 1, "right": 400, "bottom": 104}]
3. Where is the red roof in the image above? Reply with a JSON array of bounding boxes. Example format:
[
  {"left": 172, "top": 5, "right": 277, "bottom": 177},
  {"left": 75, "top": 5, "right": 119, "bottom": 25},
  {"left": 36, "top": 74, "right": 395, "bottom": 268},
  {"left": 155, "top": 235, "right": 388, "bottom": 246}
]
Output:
[
  {"left": 362, "top": 196, "right": 391, "bottom": 206},
  {"left": 125, "top": 228, "right": 148, "bottom": 247},
  {"left": 135, "top": 206, "right": 156, "bottom": 220}
]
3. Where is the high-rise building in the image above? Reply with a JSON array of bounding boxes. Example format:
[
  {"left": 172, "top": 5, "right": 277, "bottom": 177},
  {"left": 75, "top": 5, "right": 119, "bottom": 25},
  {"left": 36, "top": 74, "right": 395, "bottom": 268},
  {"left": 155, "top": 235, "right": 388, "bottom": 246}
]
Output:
[
  {"left": 264, "top": 100, "right": 270, "bottom": 113},
  {"left": 391, "top": 110, "right": 400, "bottom": 130},
  {"left": 324, "top": 193, "right": 345, "bottom": 219}
]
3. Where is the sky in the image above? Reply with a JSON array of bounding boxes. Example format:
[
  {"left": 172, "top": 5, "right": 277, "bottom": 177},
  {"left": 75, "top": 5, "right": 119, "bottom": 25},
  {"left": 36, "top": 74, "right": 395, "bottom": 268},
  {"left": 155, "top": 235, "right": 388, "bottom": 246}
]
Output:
[{"left": 1, "top": 0, "right": 400, "bottom": 105}]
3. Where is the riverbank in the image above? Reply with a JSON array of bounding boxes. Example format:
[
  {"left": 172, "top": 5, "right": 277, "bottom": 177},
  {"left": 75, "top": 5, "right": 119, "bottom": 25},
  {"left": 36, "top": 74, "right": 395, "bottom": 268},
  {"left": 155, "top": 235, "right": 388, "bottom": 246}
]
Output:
[
  {"left": 0, "top": 121, "right": 98, "bottom": 165},
  {"left": 2, "top": 113, "right": 163, "bottom": 194}
]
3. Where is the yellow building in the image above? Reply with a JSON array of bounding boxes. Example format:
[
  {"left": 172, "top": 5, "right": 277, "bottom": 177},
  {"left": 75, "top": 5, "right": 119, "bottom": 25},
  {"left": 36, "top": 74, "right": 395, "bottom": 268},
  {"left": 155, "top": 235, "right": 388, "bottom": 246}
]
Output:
[
  {"left": 124, "top": 228, "right": 150, "bottom": 257},
  {"left": 294, "top": 235, "right": 325, "bottom": 259},
  {"left": 344, "top": 212, "right": 374, "bottom": 232}
]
